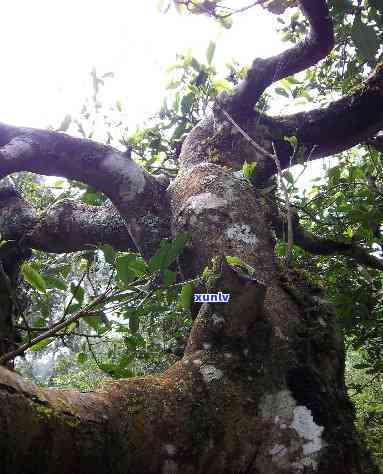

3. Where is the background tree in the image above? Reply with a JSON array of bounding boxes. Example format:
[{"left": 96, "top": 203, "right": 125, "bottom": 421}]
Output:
[{"left": 0, "top": 0, "right": 382, "bottom": 473}]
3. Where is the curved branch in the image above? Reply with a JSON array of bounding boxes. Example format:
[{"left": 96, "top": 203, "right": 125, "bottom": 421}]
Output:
[
  {"left": 0, "top": 123, "right": 171, "bottom": 258},
  {"left": 220, "top": 0, "right": 334, "bottom": 119},
  {"left": 0, "top": 185, "right": 136, "bottom": 253},
  {"left": 272, "top": 208, "right": 383, "bottom": 271},
  {"left": 275, "top": 63, "right": 383, "bottom": 166}
]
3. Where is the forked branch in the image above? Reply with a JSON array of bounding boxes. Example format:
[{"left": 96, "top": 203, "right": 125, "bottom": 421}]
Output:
[
  {"left": 0, "top": 122, "right": 171, "bottom": 258},
  {"left": 221, "top": 0, "right": 334, "bottom": 118}
]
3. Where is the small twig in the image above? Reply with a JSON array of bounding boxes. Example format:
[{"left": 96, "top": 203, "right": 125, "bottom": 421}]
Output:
[
  {"left": 60, "top": 269, "right": 88, "bottom": 322},
  {"left": 0, "top": 289, "right": 112, "bottom": 365},
  {"left": 272, "top": 142, "right": 293, "bottom": 265},
  {"left": 86, "top": 337, "right": 103, "bottom": 371}
]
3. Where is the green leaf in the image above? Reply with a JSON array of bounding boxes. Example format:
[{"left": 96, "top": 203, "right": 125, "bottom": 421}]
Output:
[
  {"left": 148, "top": 233, "right": 190, "bottom": 272},
  {"left": 83, "top": 311, "right": 108, "bottom": 331},
  {"left": 45, "top": 276, "right": 67, "bottom": 291},
  {"left": 284, "top": 135, "right": 298, "bottom": 147},
  {"left": 55, "top": 264, "right": 72, "bottom": 278},
  {"left": 181, "top": 93, "right": 194, "bottom": 115},
  {"left": 282, "top": 170, "right": 295, "bottom": 184},
  {"left": 116, "top": 254, "right": 147, "bottom": 283},
  {"left": 225, "top": 256, "right": 256, "bottom": 275},
  {"left": 206, "top": 41, "right": 216, "bottom": 65},
  {"left": 327, "top": 166, "right": 341, "bottom": 181},
  {"left": 77, "top": 352, "right": 87, "bottom": 364},
  {"left": 242, "top": 161, "right": 257, "bottom": 180},
  {"left": 226, "top": 256, "right": 243, "bottom": 267},
  {"left": 70, "top": 283, "right": 85, "bottom": 304},
  {"left": 275, "top": 87, "right": 290, "bottom": 98},
  {"left": 190, "top": 57, "right": 201, "bottom": 72},
  {"left": 21, "top": 263, "right": 46, "bottom": 293},
  {"left": 351, "top": 17, "right": 379, "bottom": 61},
  {"left": 178, "top": 282, "right": 194, "bottom": 310},
  {"left": 81, "top": 190, "right": 104, "bottom": 206},
  {"left": 129, "top": 314, "right": 140, "bottom": 334},
  {"left": 30, "top": 337, "right": 53, "bottom": 352},
  {"left": 162, "top": 269, "right": 177, "bottom": 286},
  {"left": 212, "top": 79, "right": 232, "bottom": 93},
  {"left": 66, "top": 303, "right": 82, "bottom": 314},
  {"left": 100, "top": 244, "right": 116, "bottom": 265}
]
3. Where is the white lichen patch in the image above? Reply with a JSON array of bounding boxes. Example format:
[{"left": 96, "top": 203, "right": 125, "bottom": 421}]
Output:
[
  {"left": 259, "top": 390, "right": 326, "bottom": 472},
  {"left": 192, "top": 359, "right": 202, "bottom": 366},
  {"left": 186, "top": 192, "right": 227, "bottom": 214},
  {"left": 163, "top": 444, "right": 177, "bottom": 457},
  {"left": 200, "top": 365, "right": 223, "bottom": 383},
  {"left": 203, "top": 343, "right": 212, "bottom": 350},
  {"left": 101, "top": 152, "right": 146, "bottom": 200},
  {"left": 226, "top": 224, "right": 258, "bottom": 245},
  {"left": 291, "top": 406, "right": 325, "bottom": 456}
]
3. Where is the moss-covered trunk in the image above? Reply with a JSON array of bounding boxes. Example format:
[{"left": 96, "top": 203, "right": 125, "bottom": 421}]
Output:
[{"left": 0, "top": 118, "right": 378, "bottom": 474}]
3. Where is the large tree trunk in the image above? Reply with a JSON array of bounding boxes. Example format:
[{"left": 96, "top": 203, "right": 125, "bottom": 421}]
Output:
[
  {"left": 0, "top": 1, "right": 381, "bottom": 470},
  {"left": 0, "top": 127, "right": 377, "bottom": 473}
]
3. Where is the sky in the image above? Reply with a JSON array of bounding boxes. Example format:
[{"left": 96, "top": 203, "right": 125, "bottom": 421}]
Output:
[
  {"left": 0, "top": 0, "right": 288, "bottom": 131},
  {"left": 0, "top": 0, "right": 331, "bottom": 190}
]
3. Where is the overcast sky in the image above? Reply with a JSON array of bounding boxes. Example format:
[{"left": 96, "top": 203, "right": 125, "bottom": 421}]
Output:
[
  {"left": 0, "top": 0, "right": 332, "bottom": 189},
  {"left": 0, "top": 0, "right": 284, "bottom": 129}
]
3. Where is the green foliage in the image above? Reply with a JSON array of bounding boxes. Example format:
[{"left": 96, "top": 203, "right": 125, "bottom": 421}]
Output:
[
  {"left": 21, "top": 263, "right": 46, "bottom": 294},
  {"left": 126, "top": 45, "right": 240, "bottom": 170},
  {"left": 178, "top": 282, "right": 195, "bottom": 310},
  {"left": 148, "top": 232, "right": 190, "bottom": 272},
  {"left": 346, "top": 350, "right": 383, "bottom": 471},
  {"left": 242, "top": 161, "right": 257, "bottom": 181},
  {"left": 15, "top": 232, "right": 195, "bottom": 380}
]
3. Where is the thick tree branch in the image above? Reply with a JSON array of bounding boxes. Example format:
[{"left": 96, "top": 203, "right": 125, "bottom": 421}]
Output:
[
  {"left": 220, "top": 0, "right": 334, "bottom": 119},
  {"left": 275, "top": 63, "right": 383, "bottom": 166},
  {"left": 0, "top": 185, "right": 136, "bottom": 253},
  {"left": 0, "top": 123, "right": 171, "bottom": 258},
  {"left": 272, "top": 208, "right": 383, "bottom": 271}
]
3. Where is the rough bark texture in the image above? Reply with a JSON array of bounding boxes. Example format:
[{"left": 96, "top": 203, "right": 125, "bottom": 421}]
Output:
[
  {"left": 0, "top": 114, "right": 378, "bottom": 473},
  {"left": 0, "top": 185, "right": 135, "bottom": 253},
  {"left": 0, "top": 0, "right": 381, "bottom": 471}
]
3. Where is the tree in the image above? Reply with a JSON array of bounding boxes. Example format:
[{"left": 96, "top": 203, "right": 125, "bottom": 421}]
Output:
[{"left": 0, "top": 0, "right": 382, "bottom": 472}]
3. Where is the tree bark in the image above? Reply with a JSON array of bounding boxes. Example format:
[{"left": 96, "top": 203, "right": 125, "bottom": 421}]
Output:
[{"left": 0, "top": 119, "right": 378, "bottom": 473}]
